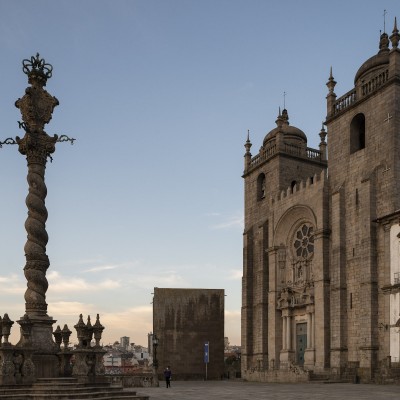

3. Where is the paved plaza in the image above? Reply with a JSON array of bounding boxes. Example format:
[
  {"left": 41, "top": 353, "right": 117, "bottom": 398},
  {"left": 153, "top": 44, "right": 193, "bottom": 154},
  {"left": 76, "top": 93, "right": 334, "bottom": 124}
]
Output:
[{"left": 131, "top": 380, "right": 400, "bottom": 400}]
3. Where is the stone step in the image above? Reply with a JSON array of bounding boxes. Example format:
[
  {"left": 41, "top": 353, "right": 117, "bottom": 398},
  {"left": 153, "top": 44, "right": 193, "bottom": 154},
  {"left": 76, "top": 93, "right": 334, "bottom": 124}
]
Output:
[
  {"left": 0, "top": 380, "right": 149, "bottom": 400},
  {"left": 0, "top": 392, "right": 147, "bottom": 400}
]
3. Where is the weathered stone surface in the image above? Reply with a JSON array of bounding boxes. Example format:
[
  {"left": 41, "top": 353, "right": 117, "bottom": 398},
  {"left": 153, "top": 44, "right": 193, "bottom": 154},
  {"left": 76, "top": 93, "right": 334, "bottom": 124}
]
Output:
[
  {"left": 153, "top": 288, "right": 224, "bottom": 380},
  {"left": 242, "top": 28, "right": 400, "bottom": 383}
]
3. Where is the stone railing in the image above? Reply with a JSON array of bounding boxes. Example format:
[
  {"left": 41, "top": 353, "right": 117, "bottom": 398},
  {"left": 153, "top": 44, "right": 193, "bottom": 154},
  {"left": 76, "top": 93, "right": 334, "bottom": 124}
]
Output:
[
  {"left": 333, "top": 69, "right": 389, "bottom": 115},
  {"left": 334, "top": 88, "right": 357, "bottom": 114},
  {"left": 247, "top": 143, "right": 324, "bottom": 173},
  {"left": 361, "top": 69, "right": 389, "bottom": 96},
  {"left": 249, "top": 143, "right": 277, "bottom": 168}
]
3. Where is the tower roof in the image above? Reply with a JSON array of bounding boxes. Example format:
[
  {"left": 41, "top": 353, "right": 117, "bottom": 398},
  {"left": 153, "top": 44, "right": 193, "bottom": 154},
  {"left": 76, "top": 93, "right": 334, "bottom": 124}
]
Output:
[
  {"left": 263, "top": 108, "right": 307, "bottom": 147},
  {"left": 354, "top": 31, "right": 390, "bottom": 85}
]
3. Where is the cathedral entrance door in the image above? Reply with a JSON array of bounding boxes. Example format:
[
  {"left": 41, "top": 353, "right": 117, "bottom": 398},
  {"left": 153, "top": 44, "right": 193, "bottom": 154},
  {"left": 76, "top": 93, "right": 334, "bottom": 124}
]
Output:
[{"left": 296, "top": 323, "right": 307, "bottom": 366}]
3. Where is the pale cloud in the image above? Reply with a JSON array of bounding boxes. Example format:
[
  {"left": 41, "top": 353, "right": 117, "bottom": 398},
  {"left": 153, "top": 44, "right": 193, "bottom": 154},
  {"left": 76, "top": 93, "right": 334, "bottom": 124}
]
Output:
[
  {"left": 133, "top": 272, "right": 189, "bottom": 288},
  {"left": 99, "top": 306, "right": 153, "bottom": 345},
  {"left": 83, "top": 263, "right": 130, "bottom": 273},
  {"left": 229, "top": 269, "right": 242, "bottom": 280},
  {"left": 47, "top": 271, "right": 121, "bottom": 292},
  {"left": 225, "top": 309, "right": 241, "bottom": 346},
  {"left": 0, "top": 274, "right": 25, "bottom": 294},
  {"left": 204, "top": 212, "right": 221, "bottom": 217},
  {"left": 211, "top": 215, "right": 244, "bottom": 230},
  {"left": 48, "top": 301, "right": 95, "bottom": 317}
]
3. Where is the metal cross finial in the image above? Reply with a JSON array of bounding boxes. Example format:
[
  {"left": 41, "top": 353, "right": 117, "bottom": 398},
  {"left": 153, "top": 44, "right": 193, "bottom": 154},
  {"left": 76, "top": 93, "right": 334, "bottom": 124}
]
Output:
[
  {"left": 384, "top": 9, "right": 388, "bottom": 33},
  {"left": 283, "top": 91, "right": 287, "bottom": 109}
]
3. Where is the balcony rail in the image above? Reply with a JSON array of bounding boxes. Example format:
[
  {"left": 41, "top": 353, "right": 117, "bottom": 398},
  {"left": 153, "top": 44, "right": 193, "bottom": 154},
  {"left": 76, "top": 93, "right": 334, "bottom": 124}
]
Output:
[
  {"left": 333, "top": 68, "right": 389, "bottom": 115},
  {"left": 361, "top": 69, "right": 389, "bottom": 96},
  {"left": 334, "top": 89, "right": 356, "bottom": 114},
  {"left": 248, "top": 142, "right": 323, "bottom": 171}
]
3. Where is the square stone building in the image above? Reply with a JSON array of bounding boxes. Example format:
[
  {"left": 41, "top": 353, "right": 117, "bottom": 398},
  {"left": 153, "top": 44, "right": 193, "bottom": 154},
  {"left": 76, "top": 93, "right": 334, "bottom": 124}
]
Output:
[
  {"left": 153, "top": 288, "right": 224, "bottom": 380},
  {"left": 242, "top": 26, "right": 400, "bottom": 383}
]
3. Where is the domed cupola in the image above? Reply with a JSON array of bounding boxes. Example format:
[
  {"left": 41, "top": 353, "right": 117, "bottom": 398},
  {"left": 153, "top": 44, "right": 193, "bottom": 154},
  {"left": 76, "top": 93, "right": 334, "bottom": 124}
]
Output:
[
  {"left": 263, "top": 108, "right": 307, "bottom": 148},
  {"left": 354, "top": 31, "right": 390, "bottom": 86}
]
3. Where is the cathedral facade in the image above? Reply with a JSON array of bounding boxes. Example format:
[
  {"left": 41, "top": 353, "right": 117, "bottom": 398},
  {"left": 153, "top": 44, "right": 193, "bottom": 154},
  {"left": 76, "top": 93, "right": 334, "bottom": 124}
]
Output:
[{"left": 242, "top": 23, "right": 400, "bottom": 383}]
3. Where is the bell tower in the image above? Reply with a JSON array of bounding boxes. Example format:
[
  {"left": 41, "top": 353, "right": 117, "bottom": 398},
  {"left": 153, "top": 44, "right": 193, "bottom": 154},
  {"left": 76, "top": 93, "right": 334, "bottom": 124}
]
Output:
[{"left": 325, "top": 20, "right": 400, "bottom": 380}]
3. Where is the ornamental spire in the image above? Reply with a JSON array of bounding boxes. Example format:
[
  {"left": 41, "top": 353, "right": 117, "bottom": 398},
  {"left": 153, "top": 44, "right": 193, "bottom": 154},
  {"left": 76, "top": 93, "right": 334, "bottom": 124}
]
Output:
[{"left": 390, "top": 17, "right": 399, "bottom": 49}]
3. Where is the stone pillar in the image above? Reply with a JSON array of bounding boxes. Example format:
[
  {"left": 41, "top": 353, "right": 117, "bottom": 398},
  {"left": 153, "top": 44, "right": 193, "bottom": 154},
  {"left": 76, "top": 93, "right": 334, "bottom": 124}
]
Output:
[
  {"left": 282, "top": 316, "right": 287, "bottom": 349},
  {"left": 286, "top": 316, "right": 291, "bottom": 350},
  {"left": 330, "top": 189, "right": 348, "bottom": 376},
  {"left": 307, "top": 313, "right": 311, "bottom": 348},
  {"left": 279, "top": 310, "right": 295, "bottom": 369}
]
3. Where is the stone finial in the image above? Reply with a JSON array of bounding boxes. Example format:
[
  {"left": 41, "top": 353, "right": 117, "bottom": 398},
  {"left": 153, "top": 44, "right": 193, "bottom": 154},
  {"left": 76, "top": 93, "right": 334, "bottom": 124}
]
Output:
[
  {"left": 275, "top": 107, "right": 284, "bottom": 128},
  {"left": 390, "top": 17, "right": 399, "bottom": 49},
  {"left": 86, "top": 315, "right": 94, "bottom": 345},
  {"left": 93, "top": 314, "right": 105, "bottom": 348},
  {"left": 2, "top": 314, "right": 14, "bottom": 346},
  {"left": 281, "top": 108, "right": 289, "bottom": 125},
  {"left": 53, "top": 325, "right": 62, "bottom": 350},
  {"left": 379, "top": 31, "right": 390, "bottom": 53},
  {"left": 319, "top": 123, "right": 327, "bottom": 161},
  {"left": 326, "top": 66, "right": 336, "bottom": 94},
  {"left": 17, "top": 314, "right": 33, "bottom": 346},
  {"left": 61, "top": 324, "right": 72, "bottom": 350},
  {"left": 74, "top": 314, "right": 86, "bottom": 348}
]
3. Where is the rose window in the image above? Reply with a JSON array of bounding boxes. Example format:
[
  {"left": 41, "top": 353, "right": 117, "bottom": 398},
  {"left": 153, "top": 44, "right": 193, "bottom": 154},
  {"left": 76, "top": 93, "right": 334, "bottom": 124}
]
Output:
[{"left": 294, "top": 224, "right": 314, "bottom": 258}]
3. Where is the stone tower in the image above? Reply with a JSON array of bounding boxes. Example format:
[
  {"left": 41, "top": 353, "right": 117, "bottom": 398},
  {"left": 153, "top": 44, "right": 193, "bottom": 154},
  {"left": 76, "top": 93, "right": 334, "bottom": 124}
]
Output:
[
  {"left": 242, "top": 20, "right": 400, "bottom": 383},
  {"left": 326, "top": 25, "right": 400, "bottom": 381}
]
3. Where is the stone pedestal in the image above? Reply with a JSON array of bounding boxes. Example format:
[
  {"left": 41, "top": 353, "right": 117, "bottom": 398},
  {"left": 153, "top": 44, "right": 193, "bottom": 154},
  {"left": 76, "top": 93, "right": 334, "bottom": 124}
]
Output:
[
  {"left": 25, "top": 314, "right": 59, "bottom": 378},
  {"left": 279, "top": 350, "right": 295, "bottom": 369},
  {"left": 304, "top": 348, "right": 315, "bottom": 370}
]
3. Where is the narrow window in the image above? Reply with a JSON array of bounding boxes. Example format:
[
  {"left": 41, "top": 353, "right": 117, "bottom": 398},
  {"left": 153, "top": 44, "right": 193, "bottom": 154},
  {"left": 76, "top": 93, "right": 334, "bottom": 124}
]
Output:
[
  {"left": 291, "top": 181, "right": 297, "bottom": 193},
  {"left": 355, "top": 189, "right": 359, "bottom": 206},
  {"left": 350, "top": 113, "right": 366, "bottom": 154},
  {"left": 257, "top": 173, "right": 266, "bottom": 201},
  {"left": 350, "top": 293, "right": 353, "bottom": 309}
]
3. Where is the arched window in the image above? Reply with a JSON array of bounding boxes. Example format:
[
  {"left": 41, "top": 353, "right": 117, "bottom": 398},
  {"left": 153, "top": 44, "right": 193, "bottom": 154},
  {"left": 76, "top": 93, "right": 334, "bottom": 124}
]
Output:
[
  {"left": 350, "top": 113, "right": 365, "bottom": 154},
  {"left": 257, "top": 173, "right": 266, "bottom": 200}
]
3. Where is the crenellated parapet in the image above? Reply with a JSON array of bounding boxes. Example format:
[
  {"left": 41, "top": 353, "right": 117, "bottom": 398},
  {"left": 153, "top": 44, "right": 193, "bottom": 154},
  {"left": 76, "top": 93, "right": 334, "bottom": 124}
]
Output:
[{"left": 271, "top": 169, "right": 328, "bottom": 206}]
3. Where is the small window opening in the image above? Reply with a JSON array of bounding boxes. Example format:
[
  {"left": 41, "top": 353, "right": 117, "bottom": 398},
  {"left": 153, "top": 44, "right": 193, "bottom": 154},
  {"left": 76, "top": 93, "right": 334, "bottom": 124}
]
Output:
[
  {"left": 350, "top": 293, "right": 353, "bottom": 309},
  {"left": 257, "top": 173, "right": 266, "bottom": 201},
  {"left": 291, "top": 181, "right": 297, "bottom": 193},
  {"left": 355, "top": 189, "right": 359, "bottom": 206},
  {"left": 310, "top": 176, "right": 314, "bottom": 184},
  {"left": 350, "top": 113, "right": 366, "bottom": 154}
]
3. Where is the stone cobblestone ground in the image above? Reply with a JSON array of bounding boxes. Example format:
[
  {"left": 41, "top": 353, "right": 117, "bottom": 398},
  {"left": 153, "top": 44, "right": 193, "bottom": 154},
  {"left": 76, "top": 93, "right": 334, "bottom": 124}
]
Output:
[{"left": 131, "top": 380, "right": 400, "bottom": 400}]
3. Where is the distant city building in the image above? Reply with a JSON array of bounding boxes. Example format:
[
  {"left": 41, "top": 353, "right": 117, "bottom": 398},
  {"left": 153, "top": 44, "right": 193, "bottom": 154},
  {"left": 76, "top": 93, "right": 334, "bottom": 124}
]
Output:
[
  {"left": 120, "top": 336, "right": 130, "bottom": 350},
  {"left": 153, "top": 288, "right": 224, "bottom": 380}
]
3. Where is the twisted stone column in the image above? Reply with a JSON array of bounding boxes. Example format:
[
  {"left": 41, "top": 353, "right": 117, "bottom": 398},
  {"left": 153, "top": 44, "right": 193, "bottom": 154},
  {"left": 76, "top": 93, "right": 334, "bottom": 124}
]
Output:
[
  {"left": 24, "top": 159, "right": 50, "bottom": 315},
  {"left": 15, "top": 54, "right": 58, "bottom": 317}
]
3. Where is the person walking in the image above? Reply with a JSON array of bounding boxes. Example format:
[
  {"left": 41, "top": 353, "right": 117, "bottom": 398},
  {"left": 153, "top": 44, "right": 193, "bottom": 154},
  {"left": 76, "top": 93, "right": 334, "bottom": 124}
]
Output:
[{"left": 163, "top": 366, "right": 172, "bottom": 388}]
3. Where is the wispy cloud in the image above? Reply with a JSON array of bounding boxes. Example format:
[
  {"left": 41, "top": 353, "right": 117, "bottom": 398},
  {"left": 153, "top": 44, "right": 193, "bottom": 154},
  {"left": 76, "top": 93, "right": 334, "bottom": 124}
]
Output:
[
  {"left": 48, "top": 271, "right": 120, "bottom": 292},
  {"left": 133, "top": 272, "right": 189, "bottom": 288},
  {"left": 229, "top": 269, "right": 242, "bottom": 280},
  {"left": 83, "top": 261, "right": 139, "bottom": 273},
  {"left": 0, "top": 274, "right": 25, "bottom": 294},
  {"left": 211, "top": 215, "right": 244, "bottom": 230},
  {"left": 204, "top": 212, "right": 221, "bottom": 217}
]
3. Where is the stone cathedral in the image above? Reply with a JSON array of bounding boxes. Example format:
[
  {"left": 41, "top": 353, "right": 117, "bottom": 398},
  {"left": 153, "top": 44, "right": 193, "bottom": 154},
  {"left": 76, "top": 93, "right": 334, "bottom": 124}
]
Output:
[{"left": 242, "top": 22, "right": 400, "bottom": 383}]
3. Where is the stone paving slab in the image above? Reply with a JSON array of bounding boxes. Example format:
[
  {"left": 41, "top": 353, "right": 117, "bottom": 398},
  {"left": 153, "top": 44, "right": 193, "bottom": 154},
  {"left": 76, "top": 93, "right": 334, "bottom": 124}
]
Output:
[{"left": 131, "top": 380, "right": 400, "bottom": 400}]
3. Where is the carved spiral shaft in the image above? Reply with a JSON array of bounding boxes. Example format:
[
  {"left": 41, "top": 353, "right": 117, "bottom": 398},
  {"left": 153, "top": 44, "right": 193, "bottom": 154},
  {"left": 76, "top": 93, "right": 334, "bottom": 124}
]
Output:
[{"left": 24, "top": 162, "right": 49, "bottom": 314}]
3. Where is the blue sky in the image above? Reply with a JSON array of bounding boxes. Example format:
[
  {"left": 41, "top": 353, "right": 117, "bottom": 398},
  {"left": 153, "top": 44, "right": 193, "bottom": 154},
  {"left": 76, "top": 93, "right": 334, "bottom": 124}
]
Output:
[{"left": 0, "top": 0, "right": 397, "bottom": 346}]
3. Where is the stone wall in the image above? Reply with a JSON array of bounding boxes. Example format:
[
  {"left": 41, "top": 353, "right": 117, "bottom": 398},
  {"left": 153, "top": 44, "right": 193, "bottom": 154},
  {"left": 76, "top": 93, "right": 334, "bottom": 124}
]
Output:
[{"left": 153, "top": 288, "right": 224, "bottom": 380}]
